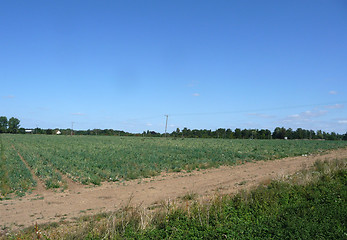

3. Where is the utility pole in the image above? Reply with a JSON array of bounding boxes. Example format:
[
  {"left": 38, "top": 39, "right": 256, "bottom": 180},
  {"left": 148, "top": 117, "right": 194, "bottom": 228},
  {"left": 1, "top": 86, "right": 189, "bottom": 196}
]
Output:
[
  {"left": 164, "top": 115, "right": 168, "bottom": 137},
  {"left": 71, "top": 122, "right": 75, "bottom": 136}
]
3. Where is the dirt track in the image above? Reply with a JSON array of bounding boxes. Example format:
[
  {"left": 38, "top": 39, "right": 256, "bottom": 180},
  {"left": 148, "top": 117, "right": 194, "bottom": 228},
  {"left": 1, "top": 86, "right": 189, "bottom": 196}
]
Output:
[{"left": 1, "top": 148, "right": 346, "bottom": 230}]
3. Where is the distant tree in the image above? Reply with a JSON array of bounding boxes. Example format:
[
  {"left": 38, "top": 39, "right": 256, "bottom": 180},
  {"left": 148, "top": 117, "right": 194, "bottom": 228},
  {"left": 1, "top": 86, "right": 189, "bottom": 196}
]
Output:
[
  {"left": 342, "top": 132, "right": 347, "bottom": 141},
  {"left": 251, "top": 129, "right": 257, "bottom": 139},
  {"left": 46, "top": 129, "right": 53, "bottom": 135},
  {"left": 316, "top": 130, "right": 324, "bottom": 139},
  {"left": 203, "top": 129, "right": 212, "bottom": 138},
  {"left": 149, "top": 131, "right": 160, "bottom": 137},
  {"left": 182, "top": 128, "right": 188, "bottom": 138},
  {"left": 258, "top": 129, "right": 271, "bottom": 139},
  {"left": 273, "top": 127, "right": 286, "bottom": 139},
  {"left": 265, "top": 129, "right": 272, "bottom": 139},
  {"left": 225, "top": 128, "right": 233, "bottom": 139},
  {"left": 34, "top": 127, "right": 44, "bottom": 134},
  {"left": 170, "top": 128, "right": 181, "bottom": 137},
  {"left": 241, "top": 129, "right": 251, "bottom": 139},
  {"left": 326, "top": 132, "right": 338, "bottom": 140},
  {"left": 285, "top": 128, "right": 294, "bottom": 139},
  {"left": 8, "top": 117, "right": 20, "bottom": 133},
  {"left": 234, "top": 128, "right": 241, "bottom": 139},
  {"left": 295, "top": 128, "right": 304, "bottom": 139},
  {"left": 191, "top": 129, "right": 201, "bottom": 138},
  {"left": 0, "top": 116, "right": 8, "bottom": 133},
  {"left": 216, "top": 128, "right": 226, "bottom": 138},
  {"left": 176, "top": 128, "right": 181, "bottom": 137}
]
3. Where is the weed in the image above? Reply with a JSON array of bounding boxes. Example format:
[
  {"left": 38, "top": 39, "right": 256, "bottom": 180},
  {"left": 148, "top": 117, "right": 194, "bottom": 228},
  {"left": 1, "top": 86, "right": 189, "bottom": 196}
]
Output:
[{"left": 180, "top": 192, "right": 198, "bottom": 201}]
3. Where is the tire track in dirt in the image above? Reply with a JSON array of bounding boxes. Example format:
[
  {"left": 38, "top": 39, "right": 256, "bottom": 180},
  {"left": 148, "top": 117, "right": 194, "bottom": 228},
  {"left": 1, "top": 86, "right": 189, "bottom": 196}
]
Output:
[{"left": 11, "top": 145, "right": 46, "bottom": 193}]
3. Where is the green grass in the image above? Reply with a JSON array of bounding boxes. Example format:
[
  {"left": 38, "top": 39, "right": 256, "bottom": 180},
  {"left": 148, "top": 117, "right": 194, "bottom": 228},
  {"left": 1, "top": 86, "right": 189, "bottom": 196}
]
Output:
[{"left": 1, "top": 134, "right": 347, "bottom": 193}]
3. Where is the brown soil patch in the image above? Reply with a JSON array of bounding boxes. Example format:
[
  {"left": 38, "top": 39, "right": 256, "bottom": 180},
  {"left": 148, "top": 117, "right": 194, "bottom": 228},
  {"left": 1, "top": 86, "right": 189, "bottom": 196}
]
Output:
[{"left": 1, "top": 147, "right": 346, "bottom": 230}]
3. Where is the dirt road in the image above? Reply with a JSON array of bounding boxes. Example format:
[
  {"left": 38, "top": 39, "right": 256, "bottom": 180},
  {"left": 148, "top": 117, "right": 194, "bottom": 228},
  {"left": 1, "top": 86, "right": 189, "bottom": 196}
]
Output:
[{"left": 1, "top": 148, "right": 346, "bottom": 230}]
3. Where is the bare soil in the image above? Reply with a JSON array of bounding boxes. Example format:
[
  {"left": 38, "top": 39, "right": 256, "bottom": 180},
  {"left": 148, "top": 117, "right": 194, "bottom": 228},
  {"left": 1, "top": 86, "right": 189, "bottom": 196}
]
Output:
[{"left": 1, "top": 147, "right": 346, "bottom": 230}]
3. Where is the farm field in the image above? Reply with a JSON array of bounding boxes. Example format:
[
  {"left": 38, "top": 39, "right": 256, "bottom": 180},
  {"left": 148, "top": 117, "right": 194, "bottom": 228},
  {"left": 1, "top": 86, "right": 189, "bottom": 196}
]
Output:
[
  {"left": 0, "top": 144, "right": 346, "bottom": 236},
  {"left": 1, "top": 134, "right": 347, "bottom": 196}
]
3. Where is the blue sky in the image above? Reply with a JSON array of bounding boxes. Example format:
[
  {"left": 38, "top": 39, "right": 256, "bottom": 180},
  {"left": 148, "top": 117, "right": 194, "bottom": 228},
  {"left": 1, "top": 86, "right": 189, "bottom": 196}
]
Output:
[{"left": 1, "top": 0, "right": 346, "bottom": 133}]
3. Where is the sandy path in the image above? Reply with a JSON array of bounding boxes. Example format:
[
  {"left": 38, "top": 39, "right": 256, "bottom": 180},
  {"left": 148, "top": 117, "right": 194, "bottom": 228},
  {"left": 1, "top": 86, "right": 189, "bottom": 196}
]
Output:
[{"left": 1, "top": 147, "right": 346, "bottom": 230}]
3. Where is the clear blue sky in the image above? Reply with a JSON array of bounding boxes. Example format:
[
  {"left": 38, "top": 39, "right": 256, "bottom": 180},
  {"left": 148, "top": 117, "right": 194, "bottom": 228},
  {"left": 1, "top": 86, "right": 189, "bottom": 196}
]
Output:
[{"left": 1, "top": 0, "right": 346, "bottom": 133}]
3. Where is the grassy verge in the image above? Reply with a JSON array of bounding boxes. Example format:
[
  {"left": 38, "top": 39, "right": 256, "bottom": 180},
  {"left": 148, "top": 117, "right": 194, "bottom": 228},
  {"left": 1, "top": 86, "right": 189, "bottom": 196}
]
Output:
[{"left": 2, "top": 158, "right": 346, "bottom": 239}]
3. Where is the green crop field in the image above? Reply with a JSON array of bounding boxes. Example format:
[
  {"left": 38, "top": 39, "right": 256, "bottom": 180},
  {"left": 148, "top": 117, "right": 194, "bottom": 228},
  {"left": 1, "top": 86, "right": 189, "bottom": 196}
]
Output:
[{"left": 1, "top": 134, "right": 347, "bottom": 196}]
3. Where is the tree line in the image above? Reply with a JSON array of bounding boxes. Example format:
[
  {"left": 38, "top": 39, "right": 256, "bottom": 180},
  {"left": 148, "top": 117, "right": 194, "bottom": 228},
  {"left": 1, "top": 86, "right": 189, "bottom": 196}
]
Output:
[
  {"left": 0, "top": 116, "right": 20, "bottom": 133},
  {"left": 165, "top": 127, "right": 347, "bottom": 140},
  {"left": 1, "top": 116, "right": 346, "bottom": 140}
]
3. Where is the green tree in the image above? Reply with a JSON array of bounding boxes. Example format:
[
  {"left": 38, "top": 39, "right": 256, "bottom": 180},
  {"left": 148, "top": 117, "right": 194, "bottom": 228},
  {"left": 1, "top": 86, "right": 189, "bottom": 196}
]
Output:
[
  {"left": 273, "top": 127, "right": 286, "bottom": 139},
  {"left": 8, "top": 117, "right": 20, "bottom": 133},
  {"left": 34, "top": 127, "right": 44, "bottom": 134},
  {"left": 295, "top": 128, "right": 304, "bottom": 139},
  {"left": 176, "top": 128, "right": 180, "bottom": 136},
  {"left": 225, "top": 128, "right": 233, "bottom": 139},
  {"left": 285, "top": 128, "right": 294, "bottom": 139},
  {"left": 234, "top": 128, "right": 241, "bottom": 139},
  {"left": 216, "top": 128, "right": 226, "bottom": 138},
  {"left": 182, "top": 128, "right": 188, "bottom": 138},
  {"left": 0, "top": 116, "right": 8, "bottom": 133},
  {"left": 316, "top": 130, "right": 324, "bottom": 139},
  {"left": 241, "top": 129, "right": 251, "bottom": 139},
  {"left": 19, "top": 128, "right": 26, "bottom": 134},
  {"left": 46, "top": 129, "right": 53, "bottom": 135}
]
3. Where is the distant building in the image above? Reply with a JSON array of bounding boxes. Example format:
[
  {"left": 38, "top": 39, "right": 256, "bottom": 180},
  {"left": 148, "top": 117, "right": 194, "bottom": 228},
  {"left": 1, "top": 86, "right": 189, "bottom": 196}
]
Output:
[
  {"left": 56, "top": 130, "right": 61, "bottom": 135},
  {"left": 25, "top": 129, "right": 33, "bottom": 134}
]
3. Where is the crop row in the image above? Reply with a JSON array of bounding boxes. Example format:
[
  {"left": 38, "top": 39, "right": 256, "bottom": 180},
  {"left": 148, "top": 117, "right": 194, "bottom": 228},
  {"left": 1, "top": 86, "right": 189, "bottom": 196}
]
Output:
[
  {"left": 2, "top": 134, "right": 347, "bottom": 189},
  {"left": 0, "top": 135, "right": 36, "bottom": 197}
]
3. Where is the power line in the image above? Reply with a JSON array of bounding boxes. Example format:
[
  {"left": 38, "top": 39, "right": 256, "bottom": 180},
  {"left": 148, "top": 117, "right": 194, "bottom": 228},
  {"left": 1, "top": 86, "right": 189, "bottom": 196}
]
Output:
[
  {"left": 71, "top": 122, "right": 75, "bottom": 136},
  {"left": 164, "top": 115, "right": 168, "bottom": 137}
]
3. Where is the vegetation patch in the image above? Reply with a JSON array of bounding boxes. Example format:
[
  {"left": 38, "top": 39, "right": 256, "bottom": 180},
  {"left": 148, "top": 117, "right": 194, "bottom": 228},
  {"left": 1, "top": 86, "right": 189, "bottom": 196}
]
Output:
[
  {"left": 0, "top": 135, "right": 36, "bottom": 198},
  {"left": 3, "top": 159, "right": 346, "bottom": 239},
  {"left": 1, "top": 134, "right": 347, "bottom": 196}
]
